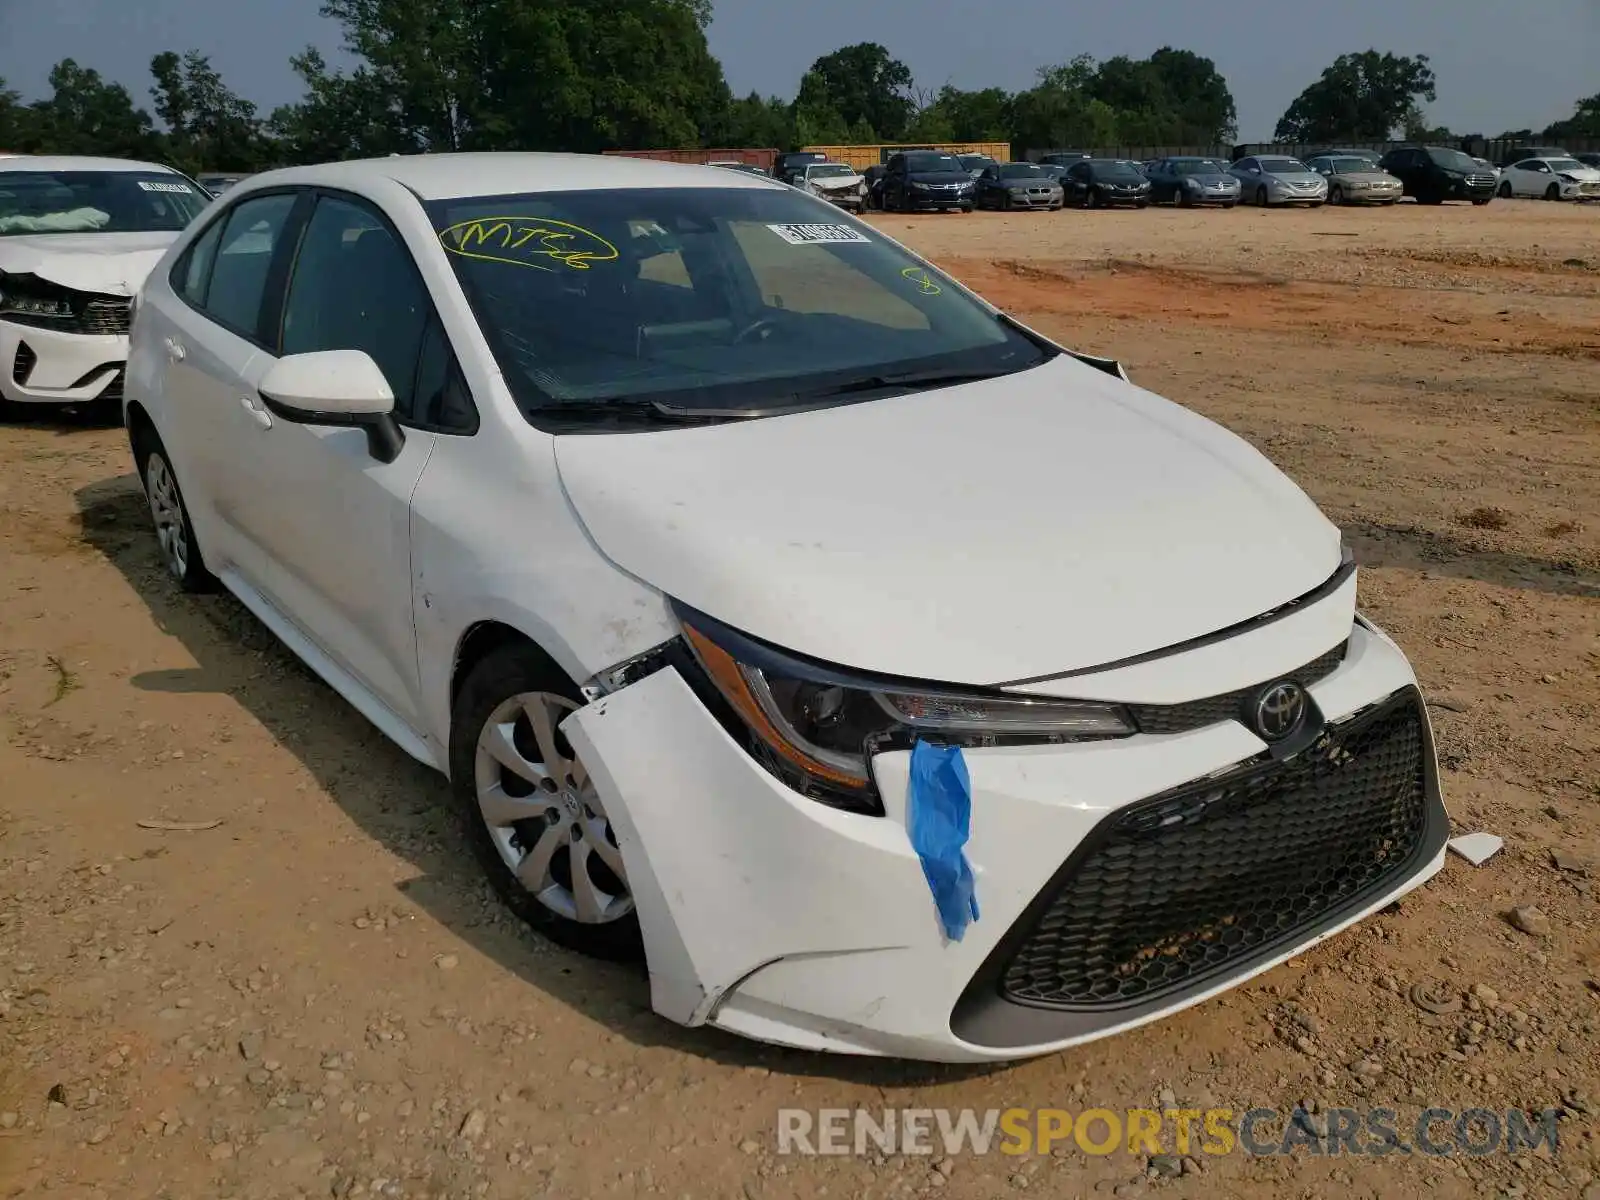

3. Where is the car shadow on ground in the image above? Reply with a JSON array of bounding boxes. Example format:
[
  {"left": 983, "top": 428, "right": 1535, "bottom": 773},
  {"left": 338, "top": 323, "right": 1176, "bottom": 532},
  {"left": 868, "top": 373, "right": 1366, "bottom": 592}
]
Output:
[
  {"left": 72, "top": 470, "right": 998, "bottom": 1087},
  {"left": 2, "top": 402, "right": 124, "bottom": 433}
]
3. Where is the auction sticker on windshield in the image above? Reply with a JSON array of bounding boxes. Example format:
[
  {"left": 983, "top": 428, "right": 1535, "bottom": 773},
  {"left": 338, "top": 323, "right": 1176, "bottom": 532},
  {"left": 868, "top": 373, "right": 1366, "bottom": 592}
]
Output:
[
  {"left": 767, "top": 223, "right": 871, "bottom": 245},
  {"left": 138, "top": 181, "right": 194, "bottom": 193}
]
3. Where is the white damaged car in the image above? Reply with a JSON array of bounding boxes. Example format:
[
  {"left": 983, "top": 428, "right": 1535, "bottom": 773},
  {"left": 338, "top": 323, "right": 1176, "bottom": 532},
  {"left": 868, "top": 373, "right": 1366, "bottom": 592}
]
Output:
[
  {"left": 799, "top": 161, "right": 868, "bottom": 211},
  {"left": 124, "top": 154, "right": 1449, "bottom": 1062},
  {"left": 0, "top": 156, "right": 207, "bottom": 419}
]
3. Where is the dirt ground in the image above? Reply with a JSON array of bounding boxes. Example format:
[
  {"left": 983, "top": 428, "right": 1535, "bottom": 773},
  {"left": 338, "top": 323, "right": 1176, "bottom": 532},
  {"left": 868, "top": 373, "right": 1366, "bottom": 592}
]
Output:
[{"left": 2, "top": 199, "right": 1598, "bottom": 1200}]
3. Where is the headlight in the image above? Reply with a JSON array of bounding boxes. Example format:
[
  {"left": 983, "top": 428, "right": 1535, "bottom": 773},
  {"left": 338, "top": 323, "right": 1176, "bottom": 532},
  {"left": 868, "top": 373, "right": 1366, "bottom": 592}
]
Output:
[
  {"left": 857, "top": 182, "right": 867, "bottom": 196},
  {"left": 1559, "top": 174, "right": 1578, "bottom": 183},
  {"left": 911, "top": 181, "right": 930, "bottom": 191},
  {"left": 675, "top": 604, "right": 1134, "bottom": 813}
]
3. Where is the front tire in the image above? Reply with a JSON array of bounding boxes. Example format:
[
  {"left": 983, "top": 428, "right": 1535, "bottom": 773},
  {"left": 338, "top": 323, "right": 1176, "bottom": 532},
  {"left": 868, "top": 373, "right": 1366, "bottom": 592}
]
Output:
[
  {"left": 1498, "top": 180, "right": 1512, "bottom": 198},
  {"left": 135, "top": 433, "right": 217, "bottom": 593},
  {"left": 1330, "top": 185, "right": 1344, "bottom": 205},
  {"left": 1544, "top": 183, "right": 1560, "bottom": 201},
  {"left": 1255, "top": 186, "right": 1269, "bottom": 207},
  {"left": 450, "top": 645, "right": 643, "bottom": 961}
]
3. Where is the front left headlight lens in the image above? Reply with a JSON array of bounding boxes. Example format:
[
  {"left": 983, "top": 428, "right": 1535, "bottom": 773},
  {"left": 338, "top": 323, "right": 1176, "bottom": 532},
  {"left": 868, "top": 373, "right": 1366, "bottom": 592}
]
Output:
[{"left": 676, "top": 605, "right": 1134, "bottom": 813}]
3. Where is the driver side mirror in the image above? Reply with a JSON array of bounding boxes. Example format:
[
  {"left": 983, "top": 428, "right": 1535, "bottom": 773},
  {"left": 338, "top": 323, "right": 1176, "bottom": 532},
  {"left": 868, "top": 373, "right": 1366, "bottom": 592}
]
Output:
[{"left": 259, "top": 349, "right": 405, "bottom": 464}]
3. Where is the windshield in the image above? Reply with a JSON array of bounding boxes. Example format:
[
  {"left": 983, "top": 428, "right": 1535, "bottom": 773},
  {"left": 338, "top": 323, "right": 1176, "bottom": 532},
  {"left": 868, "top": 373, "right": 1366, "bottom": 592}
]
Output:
[
  {"left": 999, "top": 164, "right": 1044, "bottom": 179},
  {"left": 1170, "top": 159, "right": 1227, "bottom": 175},
  {"left": 1428, "top": 148, "right": 1480, "bottom": 172},
  {"left": 1089, "top": 160, "right": 1143, "bottom": 179},
  {"left": 426, "top": 187, "right": 1053, "bottom": 427},
  {"left": 807, "top": 165, "right": 854, "bottom": 179},
  {"left": 1546, "top": 158, "right": 1585, "bottom": 172},
  {"left": 1330, "top": 158, "right": 1377, "bottom": 173},
  {"left": 959, "top": 156, "right": 994, "bottom": 169},
  {"left": 904, "top": 153, "right": 962, "bottom": 173},
  {"left": 0, "top": 169, "right": 207, "bottom": 236},
  {"left": 1260, "top": 158, "right": 1309, "bottom": 175}
]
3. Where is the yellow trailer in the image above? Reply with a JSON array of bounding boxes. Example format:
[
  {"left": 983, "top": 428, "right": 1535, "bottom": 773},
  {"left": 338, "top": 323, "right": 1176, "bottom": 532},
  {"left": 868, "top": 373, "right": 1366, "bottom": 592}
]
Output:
[{"left": 801, "top": 141, "right": 1011, "bottom": 170}]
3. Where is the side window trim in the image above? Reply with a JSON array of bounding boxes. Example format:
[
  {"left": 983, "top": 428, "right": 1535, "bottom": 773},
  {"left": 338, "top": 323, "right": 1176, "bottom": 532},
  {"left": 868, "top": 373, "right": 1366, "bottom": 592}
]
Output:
[
  {"left": 278, "top": 186, "right": 479, "bottom": 435},
  {"left": 167, "top": 187, "right": 310, "bottom": 353}
]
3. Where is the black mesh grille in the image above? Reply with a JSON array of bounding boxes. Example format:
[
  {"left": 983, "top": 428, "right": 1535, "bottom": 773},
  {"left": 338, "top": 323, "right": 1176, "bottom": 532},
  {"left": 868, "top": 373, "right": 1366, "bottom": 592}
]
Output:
[
  {"left": 96, "top": 369, "right": 124, "bottom": 403},
  {"left": 1000, "top": 691, "right": 1429, "bottom": 1010},
  {"left": 1126, "top": 641, "right": 1347, "bottom": 735},
  {"left": 12, "top": 341, "right": 36, "bottom": 385},
  {"left": 79, "top": 298, "right": 132, "bottom": 336}
]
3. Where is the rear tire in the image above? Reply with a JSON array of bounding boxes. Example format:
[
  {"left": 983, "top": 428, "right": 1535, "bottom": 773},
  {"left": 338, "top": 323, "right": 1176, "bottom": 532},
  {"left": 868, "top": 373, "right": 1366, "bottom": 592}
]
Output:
[
  {"left": 450, "top": 644, "right": 644, "bottom": 962},
  {"left": 134, "top": 430, "right": 218, "bottom": 594}
]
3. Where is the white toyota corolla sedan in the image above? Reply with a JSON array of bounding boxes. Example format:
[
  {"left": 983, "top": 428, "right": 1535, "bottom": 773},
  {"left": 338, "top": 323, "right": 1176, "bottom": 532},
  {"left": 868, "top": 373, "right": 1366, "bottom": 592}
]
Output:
[
  {"left": 123, "top": 153, "right": 1449, "bottom": 1063},
  {"left": 0, "top": 155, "right": 208, "bottom": 419}
]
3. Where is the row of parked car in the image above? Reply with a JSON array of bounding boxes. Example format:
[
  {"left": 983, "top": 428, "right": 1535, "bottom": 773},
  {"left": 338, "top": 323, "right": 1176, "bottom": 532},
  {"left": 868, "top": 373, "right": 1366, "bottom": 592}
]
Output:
[{"left": 726, "top": 144, "right": 1600, "bottom": 216}]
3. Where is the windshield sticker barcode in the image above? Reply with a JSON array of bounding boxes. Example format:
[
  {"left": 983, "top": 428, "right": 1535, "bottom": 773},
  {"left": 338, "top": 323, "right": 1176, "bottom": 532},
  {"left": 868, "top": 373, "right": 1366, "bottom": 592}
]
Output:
[
  {"left": 767, "top": 223, "right": 869, "bottom": 245},
  {"left": 138, "top": 181, "right": 194, "bottom": 194}
]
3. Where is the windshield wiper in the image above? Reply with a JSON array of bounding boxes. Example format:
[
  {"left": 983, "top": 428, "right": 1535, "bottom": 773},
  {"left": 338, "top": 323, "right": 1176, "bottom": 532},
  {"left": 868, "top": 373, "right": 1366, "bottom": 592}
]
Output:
[
  {"left": 649, "top": 369, "right": 1019, "bottom": 418},
  {"left": 521, "top": 399, "right": 719, "bottom": 427}
]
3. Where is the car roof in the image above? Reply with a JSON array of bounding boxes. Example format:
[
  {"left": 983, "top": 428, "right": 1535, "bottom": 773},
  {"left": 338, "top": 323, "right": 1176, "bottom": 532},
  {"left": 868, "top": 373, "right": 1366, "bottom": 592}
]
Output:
[
  {"left": 236, "top": 152, "right": 788, "bottom": 200},
  {"left": 0, "top": 154, "right": 182, "bottom": 174}
]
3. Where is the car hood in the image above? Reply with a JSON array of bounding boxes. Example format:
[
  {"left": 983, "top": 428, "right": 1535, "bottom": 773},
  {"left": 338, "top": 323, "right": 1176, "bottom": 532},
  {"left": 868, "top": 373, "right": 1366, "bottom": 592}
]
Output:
[
  {"left": 1265, "top": 172, "right": 1323, "bottom": 184},
  {"left": 1097, "top": 175, "right": 1149, "bottom": 186},
  {"left": 809, "top": 175, "right": 862, "bottom": 189},
  {"left": 1335, "top": 170, "right": 1399, "bottom": 183},
  {"left": 907, "top": 171, "right": 972, "bottom": 185},
  {"left": 1561, "top": 167, "right": 1600, "bottom": 181},
  {"left": 0, "top": 231, "right": 180, "bottom": 296},
  {"left": 1186, "top": 173, "right": 1239, "bottom": 185},
  {"left": 553, "top": 355, "right": 1342, "bottom": 686}
]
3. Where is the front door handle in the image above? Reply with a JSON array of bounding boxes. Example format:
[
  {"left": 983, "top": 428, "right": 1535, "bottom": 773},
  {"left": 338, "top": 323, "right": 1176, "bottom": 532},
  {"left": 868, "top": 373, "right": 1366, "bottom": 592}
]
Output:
[
  {"left": 239, "top": 394, "right": 273, "bottom": 430},
  {"left": 163, "top": 337, "right": 186, "bottom": 362}
]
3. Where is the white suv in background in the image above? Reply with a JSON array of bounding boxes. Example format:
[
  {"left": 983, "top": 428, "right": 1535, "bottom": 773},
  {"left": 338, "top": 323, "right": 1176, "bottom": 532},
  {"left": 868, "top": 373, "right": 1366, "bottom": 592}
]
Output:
[
  {"left": 123, "top": 153, "right": 1448, "bottom": 1063},
  {"left": 0, "top": 156, "right": 207, "bottom": 419}
]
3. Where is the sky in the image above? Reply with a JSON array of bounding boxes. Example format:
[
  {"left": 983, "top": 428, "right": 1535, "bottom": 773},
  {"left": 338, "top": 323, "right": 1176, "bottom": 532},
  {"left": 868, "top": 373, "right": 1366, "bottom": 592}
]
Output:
[{"left": 1, "top": 0, "right": 1594, "bottom": 142}]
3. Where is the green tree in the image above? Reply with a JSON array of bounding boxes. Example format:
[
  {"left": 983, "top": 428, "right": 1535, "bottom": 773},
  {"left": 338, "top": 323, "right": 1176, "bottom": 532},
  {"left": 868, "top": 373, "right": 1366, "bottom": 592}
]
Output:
[
  {"left": 150, "top": 51, "right": 266, "bottom": 172},
  {"left": 268, "top": 49, "right": 409, "bottom": 162},
  {"left": 22, "top": 59, "right": 159, "bottom": 158},
  {"left": 1543, "top": 92, "right": 1600, "bottom": 139},
  {"left": 0, "top": 76, "right": 33, "bottom": 151},
  {"left": 1274, "top": 51, "right": 1436, "bottom": 142},
  {"left": 1012, "top": 57, "right": 1120, "bottom": 151},
  {"left": 799, "top": 43, "right": 914, "bottom": 142},
  {"left": 1143, "top": 47, "right": 1236, "bottom": 144},
  {"left": 713, "top": 91, "right": 794, "bottom": 149},
  {"left": 907, "top": 85, "right": 1014, "bottom": 143}
]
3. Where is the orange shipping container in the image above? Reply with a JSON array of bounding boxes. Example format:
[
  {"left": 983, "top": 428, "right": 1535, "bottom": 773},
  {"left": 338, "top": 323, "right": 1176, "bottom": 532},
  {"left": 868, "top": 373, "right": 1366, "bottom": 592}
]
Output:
[{"left": 601, "top": 148, "right": 778, "bottom": 172}]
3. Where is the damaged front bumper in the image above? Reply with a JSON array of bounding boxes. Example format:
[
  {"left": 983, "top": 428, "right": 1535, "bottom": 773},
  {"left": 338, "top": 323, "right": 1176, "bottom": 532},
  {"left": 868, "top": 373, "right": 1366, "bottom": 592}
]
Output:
[{"left": 562, "top": 619, "right": 1449, "bottom": 1062}]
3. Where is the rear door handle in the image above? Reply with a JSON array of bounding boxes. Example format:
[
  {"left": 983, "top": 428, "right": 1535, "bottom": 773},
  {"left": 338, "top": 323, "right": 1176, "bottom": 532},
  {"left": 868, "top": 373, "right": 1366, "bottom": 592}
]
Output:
[
  {"left": 239, "top": 394, "right": 273, "bottom": 430},
  {"left": 163, "top": 337, "right": 186, "bottom": 362}
]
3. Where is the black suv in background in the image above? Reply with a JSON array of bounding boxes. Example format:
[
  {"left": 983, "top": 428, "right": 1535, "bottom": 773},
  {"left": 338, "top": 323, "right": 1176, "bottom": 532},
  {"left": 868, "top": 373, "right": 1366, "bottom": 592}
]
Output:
[
  {"left": 878, "top": 151, "right": 976, "bottom": 212},
  {"left": 1377, "top": 146, "right": 1497, "bottom": 205},
  {"left": 772, "top": 151, "right": 830, "bottom": 185}
]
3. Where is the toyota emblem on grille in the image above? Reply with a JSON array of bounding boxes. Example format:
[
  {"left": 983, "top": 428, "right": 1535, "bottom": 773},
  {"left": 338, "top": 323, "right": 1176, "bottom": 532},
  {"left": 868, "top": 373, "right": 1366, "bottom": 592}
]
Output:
[{"left": 1252, "top": 681, "right": 1306, "bottom": 741}]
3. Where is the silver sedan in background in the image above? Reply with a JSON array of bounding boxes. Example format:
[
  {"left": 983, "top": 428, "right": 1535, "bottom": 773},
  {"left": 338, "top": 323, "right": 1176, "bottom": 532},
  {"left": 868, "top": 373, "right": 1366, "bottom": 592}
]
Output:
[
  {"left": 1304, "top": 155, "right": 1403, "bottom": 206},
  {"left": 1229, "top": 156, "right": 1328, "bottom": 207}
]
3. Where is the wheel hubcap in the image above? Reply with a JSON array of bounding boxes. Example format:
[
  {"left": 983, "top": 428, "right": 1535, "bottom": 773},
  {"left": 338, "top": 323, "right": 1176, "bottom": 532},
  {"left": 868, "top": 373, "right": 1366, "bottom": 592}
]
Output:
[
  {"left": 144, "top": 453, "right": 188, "bottom": 579},
  {"left": 474, "top": 691, "right": 632, "bottom": 925}
]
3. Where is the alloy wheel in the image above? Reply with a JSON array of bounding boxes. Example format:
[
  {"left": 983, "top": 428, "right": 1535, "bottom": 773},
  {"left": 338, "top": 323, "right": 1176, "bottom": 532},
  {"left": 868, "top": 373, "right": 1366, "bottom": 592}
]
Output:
[
  {"left": 473, "top": 691, "right": 632, "bottom": 925},
  {"left": 144, "top": 452, "right": 189, "bottom": 580}
]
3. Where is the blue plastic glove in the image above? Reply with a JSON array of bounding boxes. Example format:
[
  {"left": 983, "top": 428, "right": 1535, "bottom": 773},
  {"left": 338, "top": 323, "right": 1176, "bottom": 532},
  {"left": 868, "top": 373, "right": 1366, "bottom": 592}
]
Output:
[{"left": 907, "top": 740, "right": 981, "bottom": 941}]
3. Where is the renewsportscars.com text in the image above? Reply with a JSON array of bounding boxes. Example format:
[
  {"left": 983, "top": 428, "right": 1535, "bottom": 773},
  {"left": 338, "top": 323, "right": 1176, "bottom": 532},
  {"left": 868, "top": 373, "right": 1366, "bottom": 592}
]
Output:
[{"left": 776, "top": 1106, "right": 1560, "bottom": 1158}]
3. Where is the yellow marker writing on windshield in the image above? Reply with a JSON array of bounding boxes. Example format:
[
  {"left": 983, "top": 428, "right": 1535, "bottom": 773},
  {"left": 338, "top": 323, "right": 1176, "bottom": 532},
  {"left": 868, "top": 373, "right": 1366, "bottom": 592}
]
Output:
[
  {"left": 438, "top": 218, "right": 619, "bottom": 271},
  {"left": 900, "top": 266, "right": 942, "bottom": 295}
]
